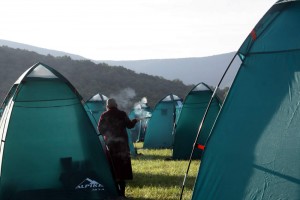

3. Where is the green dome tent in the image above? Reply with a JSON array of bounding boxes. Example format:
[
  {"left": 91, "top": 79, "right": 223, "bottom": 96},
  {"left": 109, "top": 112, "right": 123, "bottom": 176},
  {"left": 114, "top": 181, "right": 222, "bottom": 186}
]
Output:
[
  {"left": 84, "top": 93, "right": 108, "bottom": 125},
  {"left": 83, "top": 93, "right": 109, "bottom": 152},
  {"left": 128, "top": 100, "right": 152, "bottom": 142},
  {"left": 0, "top": 63, "right": 118, "bottom": 199},
  {"left": 143, "top": 94, "right": 183, "bottom": 149},
  {"left": 172, "top": 83, "right": 220, "bottom": 160},
  {"left": 191, "top": 1, "right": 300, "bottom": 199}
]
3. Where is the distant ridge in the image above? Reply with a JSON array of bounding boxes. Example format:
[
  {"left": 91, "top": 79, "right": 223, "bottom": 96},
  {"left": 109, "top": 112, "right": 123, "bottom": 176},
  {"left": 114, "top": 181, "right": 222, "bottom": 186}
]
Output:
[
  {"left": 0, "top": 39, "right": 87, "bottom": 60},
  {"left": 0, "top": 39, "right": 240, "bottom": 87},
  {"left": 98, "top": 52, "right": 240, "bottom": 87}
]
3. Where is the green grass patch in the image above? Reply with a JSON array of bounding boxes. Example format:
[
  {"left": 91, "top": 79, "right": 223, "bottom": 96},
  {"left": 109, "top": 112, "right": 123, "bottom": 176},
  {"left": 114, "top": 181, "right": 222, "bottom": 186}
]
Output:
[{"left": 126, "top": 142, "right": 200, "bottom": 200}]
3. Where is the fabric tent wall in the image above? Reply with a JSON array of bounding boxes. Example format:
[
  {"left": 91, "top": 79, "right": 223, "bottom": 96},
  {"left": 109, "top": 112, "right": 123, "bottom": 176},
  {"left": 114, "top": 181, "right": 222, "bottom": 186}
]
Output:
[
  {"left": 175, "top": 103, "right": 183, "bottom": 124},
  {"left": 84, "top": 93, "right": 110, "bottom": 152},
  {"left": 143, "top": 94, "right": 183, "bottom": 149},
  {"left": 0, "top": 85, "right": 17, "bottom": 120},
  {"left": 172, "top": 83, "right": 220, "bottom": 160},
  {"left": 128, "top": 105, "right": 152, "bottom": 142},
  {"left": 84, "top": 93, "right": 108, "bottom": 125},
  {"left": 192, "top": 1, "right": 300, "bottom": 199},
  {"left": 0, "top": 63, "right": 118, "bottom": 199},
  {"left": 126, "top": 129, "right": 137, "bottom": 157},
  {"left": 128, "top": 111, "right": 140, "bottom": 142}
]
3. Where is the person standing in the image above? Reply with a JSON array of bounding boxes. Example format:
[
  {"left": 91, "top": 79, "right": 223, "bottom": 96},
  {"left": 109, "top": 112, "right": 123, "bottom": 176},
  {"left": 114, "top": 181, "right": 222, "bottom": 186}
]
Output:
[{"left": 98, "top": 98, "right": 138, "bottom": 197}]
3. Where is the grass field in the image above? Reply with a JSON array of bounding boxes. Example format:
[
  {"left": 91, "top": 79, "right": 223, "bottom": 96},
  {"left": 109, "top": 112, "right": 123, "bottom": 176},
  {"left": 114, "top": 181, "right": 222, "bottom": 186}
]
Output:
[{"left": 125, "top": 143, "right": 200, "bottom": 200}]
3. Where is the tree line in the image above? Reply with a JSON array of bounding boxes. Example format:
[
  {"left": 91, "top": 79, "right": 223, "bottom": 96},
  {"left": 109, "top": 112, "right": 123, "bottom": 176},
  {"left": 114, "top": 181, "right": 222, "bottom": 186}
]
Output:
[{"left": 0, "top": 46, "right": 229, "bottom": 112}]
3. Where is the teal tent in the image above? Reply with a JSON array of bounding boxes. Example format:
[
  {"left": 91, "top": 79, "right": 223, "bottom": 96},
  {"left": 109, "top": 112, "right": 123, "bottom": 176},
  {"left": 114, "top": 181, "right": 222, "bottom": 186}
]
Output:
[
  {"left": 0, "top": 63, "right": 118, "bottom": 199},
  {"left": 192, "top": 1, "right": 300, "bottom": 199},
  {"left": 84, "top": 93, "right": 108, "bottom": 125},
  {"left": 143, "top": 94, "right": 183, "bottom": 149},
  {"left": 172, "top": 83, "right": 220, "bottom": 160},
  {"left": 83, "top": 93, "right": 110, "bottom": 153},
  {"left": 126, "top": 129, "right": 137, "bottom": 157},
  {"left": 128, "top": 101, "right": 152, "bottom": 142}
]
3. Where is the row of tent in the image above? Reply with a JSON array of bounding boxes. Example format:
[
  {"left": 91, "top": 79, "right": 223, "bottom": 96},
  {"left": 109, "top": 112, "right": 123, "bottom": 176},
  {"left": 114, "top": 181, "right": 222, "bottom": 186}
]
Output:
[
  {"left": 0, "top": 63, "right": 199, "bottom": 199},
  {"left": 141, "top": 84, "right": 221, "bottom": 160},
  {"left": 84, "top": 83, "right": 220, "bottom": 161},
  {"left": 132, "top": 1, "right": 300, "bottom": 199},
  {"left": 0, "top": 62, "right": 221, "bottom": 199},
  {"left": 0, "top": 62, "right": 209, "bottom": 199},
  {"left": 112, "top": 1, "right": 300, "bottom": 199},
  {"left": 1, "top": 0, "right": 300, "bottom": 199}
]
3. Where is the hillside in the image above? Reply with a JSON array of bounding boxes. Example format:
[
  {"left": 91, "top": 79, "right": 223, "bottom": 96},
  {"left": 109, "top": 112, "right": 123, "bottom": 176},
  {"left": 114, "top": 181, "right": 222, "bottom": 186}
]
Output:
[
  {"left": 98, "top": 52, "right": 240, "bottom": 86},
  {"left": 0, "top": 39, "right": 240, "bottom": 87},
  {"left": 0, "top": 46, "right": 193, "bottom": 111}
]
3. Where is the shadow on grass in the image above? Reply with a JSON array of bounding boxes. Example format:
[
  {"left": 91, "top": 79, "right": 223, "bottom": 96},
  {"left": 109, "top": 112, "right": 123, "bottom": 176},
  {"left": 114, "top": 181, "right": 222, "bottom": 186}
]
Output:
[
  {"left": 129, "top": 172, "right": 196, "bottom": 191},
  {"left": 132, "top": 153, "right": 172, "bottom": 161},
  {"left": 133, "top": 153, "right": 201, "bottom": 163}
]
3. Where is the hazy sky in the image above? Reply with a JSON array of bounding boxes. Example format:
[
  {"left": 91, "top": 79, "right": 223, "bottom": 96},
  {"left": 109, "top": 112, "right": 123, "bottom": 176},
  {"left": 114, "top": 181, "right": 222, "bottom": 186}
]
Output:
[{"left": 0, "top": 0, "right": 276, "bottom": 60}]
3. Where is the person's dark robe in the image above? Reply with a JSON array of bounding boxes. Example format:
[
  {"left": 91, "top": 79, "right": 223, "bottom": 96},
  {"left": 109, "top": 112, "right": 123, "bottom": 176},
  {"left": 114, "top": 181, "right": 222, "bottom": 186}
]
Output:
[{"left": 98, "top": 107, "right": 137, "bottom": 181}]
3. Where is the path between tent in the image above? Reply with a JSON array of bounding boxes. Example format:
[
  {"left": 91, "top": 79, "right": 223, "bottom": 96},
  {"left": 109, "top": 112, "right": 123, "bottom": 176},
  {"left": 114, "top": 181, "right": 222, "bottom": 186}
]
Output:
[{"left": 125, "top": 142, "right": 200, "bottom": 200}]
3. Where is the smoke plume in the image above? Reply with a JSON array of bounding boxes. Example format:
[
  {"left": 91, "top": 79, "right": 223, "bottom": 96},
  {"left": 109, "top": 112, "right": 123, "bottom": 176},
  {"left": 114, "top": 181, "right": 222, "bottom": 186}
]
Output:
[{"left": 109, "top": 88, "right": 136, "bottom": 111}]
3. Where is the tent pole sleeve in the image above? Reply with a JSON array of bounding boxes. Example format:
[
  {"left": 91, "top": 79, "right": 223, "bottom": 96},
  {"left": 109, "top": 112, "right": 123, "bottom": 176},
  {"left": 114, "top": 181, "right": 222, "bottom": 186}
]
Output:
[{"left": 179, "top": 53, "right": 238, "bottom": 199}]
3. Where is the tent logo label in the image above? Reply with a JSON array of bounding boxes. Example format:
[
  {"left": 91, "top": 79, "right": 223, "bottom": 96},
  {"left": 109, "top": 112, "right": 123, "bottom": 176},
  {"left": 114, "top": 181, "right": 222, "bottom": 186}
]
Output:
[{"left": 75, "top": 178, "right": 105, "bottom": 191}]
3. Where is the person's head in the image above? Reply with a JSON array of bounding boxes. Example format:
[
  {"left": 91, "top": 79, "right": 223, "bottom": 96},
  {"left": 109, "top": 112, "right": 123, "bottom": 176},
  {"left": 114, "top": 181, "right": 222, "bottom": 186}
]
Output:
[{"left": 106, "top": 98, "right": 118, "bottom": 109}]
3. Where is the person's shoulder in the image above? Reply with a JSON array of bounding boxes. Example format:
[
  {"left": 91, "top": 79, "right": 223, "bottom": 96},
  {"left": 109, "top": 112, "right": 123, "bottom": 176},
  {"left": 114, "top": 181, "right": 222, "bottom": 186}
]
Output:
[
  {"left": 101, "top": 110, "right": 110, "bottom": 117},
  {"left": 102, "top": 110, "right": 109, "bottom": 114},
  {"left": 115, "top": 109, "right": 128, "bottom": 117},
  {"left": 118, "top": 110, "right": 127, "bottom": 115}
]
